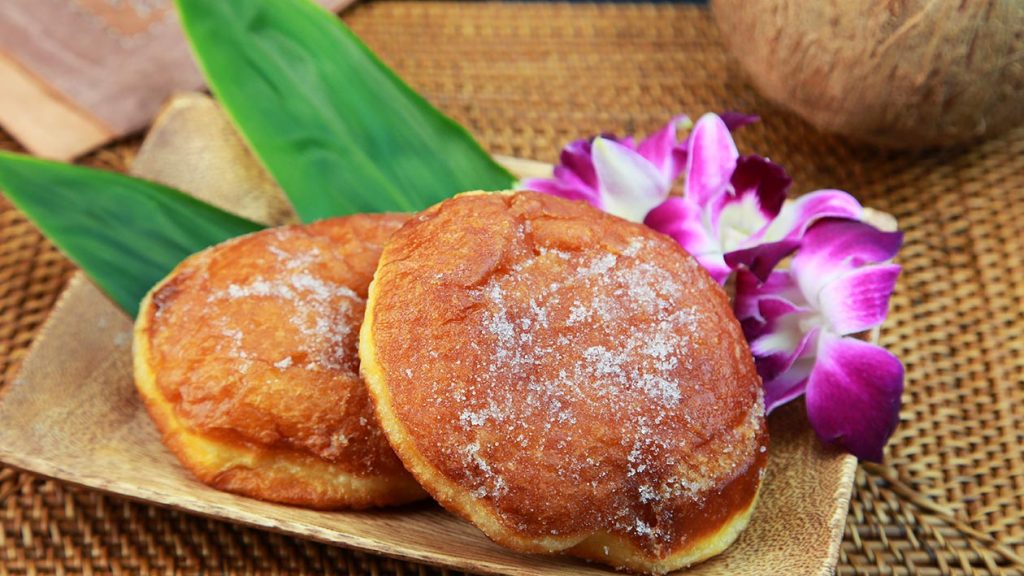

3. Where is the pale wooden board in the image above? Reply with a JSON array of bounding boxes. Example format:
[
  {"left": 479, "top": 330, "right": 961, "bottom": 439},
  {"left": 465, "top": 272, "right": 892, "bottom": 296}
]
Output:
[
  {"left": 0, "top": 93, "right": 872, "bottom": 575},
  {"left": 133, "top": 93, "right": 299, "bottom": 226},
  {"left": 0, "top": 51, "right": 112, "bottom": 160},
  {"left": 0, "top": 0, "right": 355, "bottom": 159}
]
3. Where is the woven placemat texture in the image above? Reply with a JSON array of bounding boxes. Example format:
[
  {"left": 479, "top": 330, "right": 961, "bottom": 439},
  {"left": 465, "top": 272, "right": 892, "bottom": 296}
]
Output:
[{"left": 1, "top": 2, "right": 1022, "bottom": 574}]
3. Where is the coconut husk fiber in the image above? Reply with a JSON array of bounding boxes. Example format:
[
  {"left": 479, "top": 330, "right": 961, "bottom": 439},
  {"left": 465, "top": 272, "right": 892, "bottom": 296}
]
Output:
[{"left": 710, "top": 0, "right": 1024, "bottom": 149}]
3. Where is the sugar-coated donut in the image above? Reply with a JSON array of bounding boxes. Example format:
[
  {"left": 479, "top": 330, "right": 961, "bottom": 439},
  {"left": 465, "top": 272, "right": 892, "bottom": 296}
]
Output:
[
  {"left": 360, "top": 191, "right": 767, "bottom": 572},
  {"left": 134, "top": 214, "right": 426, "bottom": 509}
]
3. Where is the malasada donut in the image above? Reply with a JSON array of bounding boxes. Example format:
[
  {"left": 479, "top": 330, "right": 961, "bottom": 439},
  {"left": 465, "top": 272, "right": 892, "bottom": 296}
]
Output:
[
  {"left": 133, "top": 214, "right": 426, "bottom": 509},
  {"left": 360, "top": 191, "right": 767, "bottom": 572}
]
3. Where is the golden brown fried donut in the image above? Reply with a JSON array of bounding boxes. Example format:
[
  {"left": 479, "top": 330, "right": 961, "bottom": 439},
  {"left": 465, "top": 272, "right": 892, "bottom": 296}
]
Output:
[
  {"left": 134, "top": 214, "right": 426, "bottom": 509},
  {"left": 361, "top": 192, "right": 767, "bottom": 572}
]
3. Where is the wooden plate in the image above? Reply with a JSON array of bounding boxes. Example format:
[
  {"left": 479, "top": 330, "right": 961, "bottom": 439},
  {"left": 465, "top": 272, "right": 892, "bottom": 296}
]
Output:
[{"left": 0, "top": 93, "right": 883, "bottom": 575}]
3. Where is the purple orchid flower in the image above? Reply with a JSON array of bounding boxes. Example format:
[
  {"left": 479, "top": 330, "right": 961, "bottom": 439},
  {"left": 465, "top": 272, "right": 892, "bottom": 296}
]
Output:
[
  {"left": 522, "top": 116, "right": 693, "bottom": 222},
  {"left": 528, "top": 113, "right": 906, "bottom": 461},
  {"left": 645, "top": 113, "right": 863, "bottom": 284},
  {"left": 734, "top": 219, "right": 905, "bottom": 462},
  {"left": 719, "top": 111, "right": 760, "bottom": 132},
  {"left": 521, "top": 112, "right": 768, "bottom": 226}
]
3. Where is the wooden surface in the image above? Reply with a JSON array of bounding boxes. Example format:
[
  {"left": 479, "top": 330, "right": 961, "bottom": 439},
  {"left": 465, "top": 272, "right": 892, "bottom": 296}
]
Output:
[
  {"left": 0, "top": 93, "right": 869, "bottom": 574},
  {"left": 0, "top": 51, "right": 112, "bottom": 160}
]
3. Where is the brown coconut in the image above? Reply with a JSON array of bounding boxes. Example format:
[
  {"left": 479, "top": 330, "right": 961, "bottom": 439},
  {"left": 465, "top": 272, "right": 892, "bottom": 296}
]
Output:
[{"left": 711, "top": 0, "right": 1024, "bottom": 149}]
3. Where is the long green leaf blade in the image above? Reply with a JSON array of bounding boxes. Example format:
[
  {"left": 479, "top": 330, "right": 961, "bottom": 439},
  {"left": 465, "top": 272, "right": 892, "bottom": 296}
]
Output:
[
  {"left": 176, "top": 0, "right": 515, "bottom": 222},
  {"left": 0, "top": 152, "right": 264, "bottom": 316}
]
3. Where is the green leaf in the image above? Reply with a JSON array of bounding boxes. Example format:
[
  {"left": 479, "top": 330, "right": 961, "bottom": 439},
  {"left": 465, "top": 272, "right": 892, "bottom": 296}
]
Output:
[
  {"left": 176, "top": 0, "right": 515, "bottom": 222},
  {"left": 0, "top": 152, "right": 264, "bottom": 316}
]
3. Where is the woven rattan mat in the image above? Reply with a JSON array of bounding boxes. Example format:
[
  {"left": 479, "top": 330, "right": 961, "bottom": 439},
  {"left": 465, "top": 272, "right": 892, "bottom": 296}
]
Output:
[{"left": 1, "top": 2, "right": 1022, "bottom": 574}]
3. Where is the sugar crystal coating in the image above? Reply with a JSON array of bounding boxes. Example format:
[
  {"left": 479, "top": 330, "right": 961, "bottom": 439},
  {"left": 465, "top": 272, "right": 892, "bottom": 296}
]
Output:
[
  {"left": 149, "top": 216, "right": 409, "bottom": 474},
  {"left": 366, "top": 192, "right": 767, "bottom": 559}
]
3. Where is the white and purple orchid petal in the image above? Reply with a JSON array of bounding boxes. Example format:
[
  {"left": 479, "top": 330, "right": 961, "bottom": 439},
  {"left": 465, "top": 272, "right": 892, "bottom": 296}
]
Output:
[
  {"left": 521, "top": 175, "right": 597, "bottom": 205},
  {"left": 592, "top": 136, "right": 670, "bottom": 222},
  {"left": 734, "top": 270, "right": 808, "bottom": 364},
  {"left": 762, "top": 189, "right": 864, "bottom": 244},
  {"left": 616, "top": 135, "right": 637, "bottom": 148},
  {"left": 753, "top": 317, "right": 815, "bottom": 381},
  {"left": 719, "top": 111, "right": 760, "bottom": 132},
  {"left": 645, "top": 197, "right": 718, "bottom": 257},
  {"left": 558, "top": 138, "right": 599, "bottom": 190},
  {"left": 748, "top": 305, "right": 803, "bottom": 357},
  {"left": 709, "top": 192, "right": 766, "bottom": 252},
  {"left": 694, "top": 253, "right": 734, "bottom": 285},
  {"left": 727, "top": 155, "right": 790, "bottom": 219},
  {"left": 818, "top": 264, "right": 901, "bottom": 335},
  {"left": 734, "top": 269, "right": 821, "bottom": 404},
  {"left": 735, "top": 270, "right": 799, "bottom": 344},
  {"left": 522, "top": 158, "right": 604, "bottom": 203},
  {"left": 705, "top": 155, "right": 791, "bottom": 257},
  {"left": 805, "top": 332, "right": 904, "bottom": 462},
  {"left": 553, "top": 164, "right": 597, "bottom": 192},
  {"left": 733, "top": 269, "right": 804, "bottom": 325},
  {"left": 685, "top": 113, "right": 739, "bottom": 206},
  {"left": 522, "top": 138, "right": 603, "bottom": 205},
  {"left": 749, "top": 299, "right": 817, "bottom": 383},
  {"left": 637, "top": 115, "right": 691, "bottom": 183},
  {"left": 764, "top": 355, "right": 815, "bottom": 414},
  {"left": 733, "top": 268, "right": 768, "bottom": 326},
  {"left": 724, "top": 239, "right": 801, "bottom": 283},
  {"left": 792, "top": 219, "right": 904, "bottom": 305}
]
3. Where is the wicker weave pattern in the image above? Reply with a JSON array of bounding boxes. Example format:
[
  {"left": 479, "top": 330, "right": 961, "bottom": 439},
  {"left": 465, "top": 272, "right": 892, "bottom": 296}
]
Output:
[{"left": 1, "top": 3, "right": 1022, "bottom": 574}]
